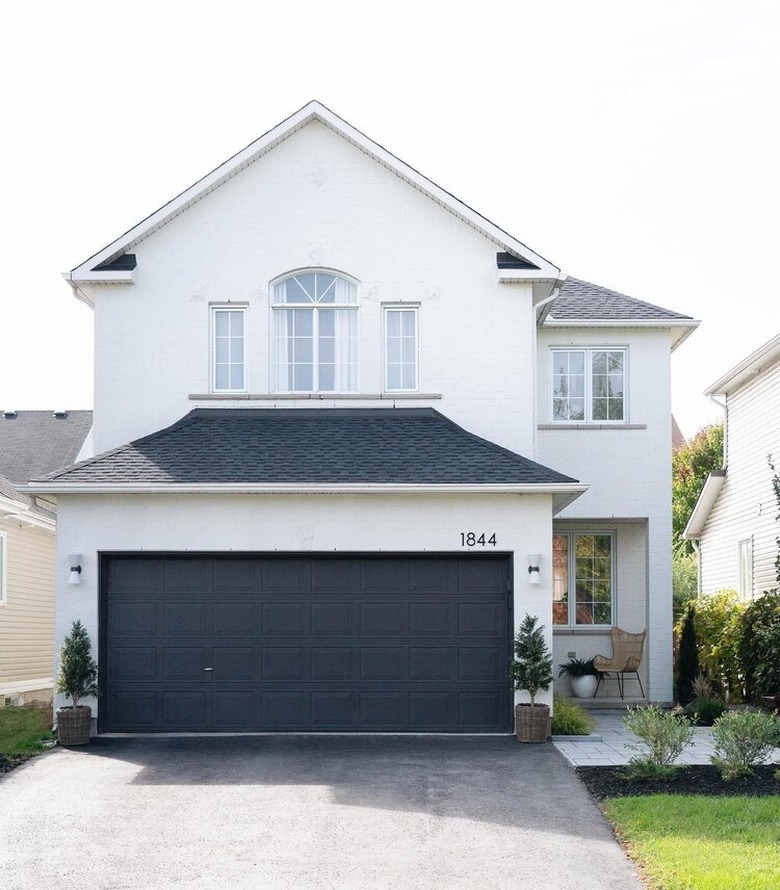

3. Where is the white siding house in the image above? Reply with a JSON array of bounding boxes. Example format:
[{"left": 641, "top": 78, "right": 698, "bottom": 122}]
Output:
[
  {"left": 28, "top": 102, "right": 698, "bottom": 733},
  {"left": 685, "top": 333, "right": 780, "bottom": 598}
]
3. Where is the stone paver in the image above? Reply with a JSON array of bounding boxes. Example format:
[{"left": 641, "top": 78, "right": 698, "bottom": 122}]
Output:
[{"left": 554, "top": 708, "right": 780, "bottom": 767}]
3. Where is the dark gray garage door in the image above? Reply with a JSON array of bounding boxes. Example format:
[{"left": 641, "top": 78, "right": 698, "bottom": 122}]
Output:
[{"left": 102, "top": 554, "right": 512, "bottom": 733}]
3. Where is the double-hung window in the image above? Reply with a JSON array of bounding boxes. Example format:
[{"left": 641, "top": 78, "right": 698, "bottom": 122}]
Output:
[
  {"left": 738, "top": 538, "right": 753, "bottom": 599},
  {"left": 272, "top": 272, "right": 358, "bottom": 392},
  {"left": 211, "top": 306, "right": 246, "bottom": 392},
  {"left": 384, "top": 306, "right": 419, "bottom": 392},
  {"left": 553, "top": 532, "right": 614, "bottom": 626},
  {"left": 551, "top": 348, "right": 626, "bottom": 422}
]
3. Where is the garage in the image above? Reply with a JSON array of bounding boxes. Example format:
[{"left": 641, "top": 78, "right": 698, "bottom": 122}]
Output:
[{"left": 101, "top": 553, "right": 513, "bottom": 733}]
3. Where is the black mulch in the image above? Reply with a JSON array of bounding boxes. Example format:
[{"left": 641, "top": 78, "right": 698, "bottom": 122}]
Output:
[
  {"left": 577, "top": 764, "right": 780, "bottom": 801},
  {"left": 0, "top": 753, "right": 34, "bottom": 775}
]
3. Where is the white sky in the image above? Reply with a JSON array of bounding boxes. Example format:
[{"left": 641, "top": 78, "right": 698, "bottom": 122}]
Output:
[{"left": 1, "top": 0, "right": 778, "bottom": 438}]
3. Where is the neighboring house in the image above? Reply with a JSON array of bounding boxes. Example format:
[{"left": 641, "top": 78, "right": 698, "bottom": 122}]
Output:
[
  {"left": 0, "top": 410, "right": 93, "bottom": 705},
  {"left": 28, "top": 102, "right": 698, "bottom": 733},
  {"left": 684, "top": 333, "right": 780, "bottom": 598}
]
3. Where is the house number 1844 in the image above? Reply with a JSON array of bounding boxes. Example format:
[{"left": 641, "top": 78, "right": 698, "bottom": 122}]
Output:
[{"left": 460, "top": 532, "right": 497, "bottom": 547}]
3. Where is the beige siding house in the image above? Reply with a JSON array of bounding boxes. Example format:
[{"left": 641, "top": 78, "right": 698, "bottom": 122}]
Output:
[
  {"left": 684, "top": 333, "right": 780, "bottom": 597},
  {"left": 0, "top": 411, "right": 92, "bottom": 705}
]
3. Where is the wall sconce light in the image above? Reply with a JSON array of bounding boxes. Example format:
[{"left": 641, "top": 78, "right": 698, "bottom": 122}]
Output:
[
  {"left": 527, "top": 554, "right": 542, "bottom": 585},
  {"left": 68, "top": 553, "right": 82, "bottom": 586}
]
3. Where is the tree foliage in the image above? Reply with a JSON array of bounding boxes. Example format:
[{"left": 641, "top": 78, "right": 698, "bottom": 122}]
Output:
[
  {"left": 672, "top": 423, "right": 724, "bottom": 555},
  {"left": 676, "top": 605, "right": 698, "bottom": 705}
]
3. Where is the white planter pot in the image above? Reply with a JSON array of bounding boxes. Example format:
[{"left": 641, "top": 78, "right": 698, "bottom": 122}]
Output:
[{"left": 571, "top": 675, "right": 598, "bottom": 698}]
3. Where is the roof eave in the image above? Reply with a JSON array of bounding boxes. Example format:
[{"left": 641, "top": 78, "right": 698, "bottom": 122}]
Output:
[
  {"left": 683, "top": 470, "right": 727, "bottom": 540},
  {"left": 705, "top": 333, "right": 780, "bottom": 396},
  {"left": 68, "top": 100, "right": 560, "bottom": 284},
  {"left": 544, "top": 317, "right": 700, "bottom": 349}
]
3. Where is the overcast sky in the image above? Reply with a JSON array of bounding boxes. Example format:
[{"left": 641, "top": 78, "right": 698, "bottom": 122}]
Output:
[{"left": 1, "top": 1, "right": 777, "bottom": 438}]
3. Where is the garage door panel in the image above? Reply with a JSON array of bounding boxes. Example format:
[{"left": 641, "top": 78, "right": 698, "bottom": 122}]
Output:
[
  {"left": 311, "top": 647, "right": 354, "bottom": 680},
  {"left": 104, "top": 555, "right": 511, "bottom": 733},
  {"left": 262, "top": 647, "right": 307, "bottom": 680}
]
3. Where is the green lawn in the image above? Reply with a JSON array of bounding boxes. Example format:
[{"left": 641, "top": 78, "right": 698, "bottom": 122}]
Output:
[
  {"left": 604, "top": 795, "right": 780, "bottom": 890},
  {"left": 0, "top": 706, "right": 53, "bottom": 756}
]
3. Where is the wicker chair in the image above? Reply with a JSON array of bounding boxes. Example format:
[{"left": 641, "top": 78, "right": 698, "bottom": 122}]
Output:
[{"left": 593, "top": 628, "right": 646, "bottom": 699}]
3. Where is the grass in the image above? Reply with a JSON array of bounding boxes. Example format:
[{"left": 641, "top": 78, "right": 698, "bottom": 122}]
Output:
[
  {"left": 0, "top": 706, "right": 53, "bottom": 756},
  {"left": 551, "top": 695, "right": 595, "bottom": 735},
  {"left": 603, "top": 795, "right": 780, "bottom": 890}
]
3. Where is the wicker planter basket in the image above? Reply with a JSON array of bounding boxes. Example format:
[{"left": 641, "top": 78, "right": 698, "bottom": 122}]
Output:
[
  {"left": 57, "top": 705, "right": 92, "bottom": 746},
  {"left": 515, "top": 703, "right": 550, "bottom": 743}
]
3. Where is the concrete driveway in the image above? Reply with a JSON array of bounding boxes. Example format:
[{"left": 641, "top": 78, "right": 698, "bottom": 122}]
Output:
[{"left": 0, "top": 735, "right": 641, "bottom": 889}]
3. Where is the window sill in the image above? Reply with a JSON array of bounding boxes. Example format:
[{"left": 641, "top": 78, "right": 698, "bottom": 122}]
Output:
[
  {"left": 553, "top": 626, "right": 614, "bottom": 635},
  {"left": 190, "top": 392, "right": 442, "bottom": 401},
  {"left": 538, "top": 423, "right": 647, "bottom": 431}
]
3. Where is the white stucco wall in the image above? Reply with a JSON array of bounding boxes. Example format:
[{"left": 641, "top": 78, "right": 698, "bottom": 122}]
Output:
[
  {"left": 537, "top": 327, "right": 673, "bottom": 700},
  {"left": 88, "top": 120, "right": 537, "bottom": 460},
  {"left": 54, "top": 491, "right": 554, "bottom": 719}
]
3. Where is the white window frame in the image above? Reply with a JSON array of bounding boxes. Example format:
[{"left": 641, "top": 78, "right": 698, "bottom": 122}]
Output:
[
  {"left": 270, "top": 270, "right": 359, "bottom": 394},
  {"left": 552, "top": 531, "right": 616, "bottom": 628},
  {"left": 738, "top": 538, "right": 753, "bottom": 599},
  {"left": 383, "top": 305, "right": 419, "bottom": 393},
  {"left": 210, "top": 305, "right": 247, "bottom": 394},
  {"left": 0, "top": 532, "right": 6, "bottom": 606},
  {"left": 550, "top": 347, "right": 628, "bottom": 423}
]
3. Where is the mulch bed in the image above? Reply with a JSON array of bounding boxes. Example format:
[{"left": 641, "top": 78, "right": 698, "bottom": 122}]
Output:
[{"left": 577, "top": 764, "right": 780, "bottom": 800}]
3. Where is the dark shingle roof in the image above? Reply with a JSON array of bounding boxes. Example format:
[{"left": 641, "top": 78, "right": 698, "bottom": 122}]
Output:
[
  {"left": 549, "top": 277, "right": 693, "bottom": 321},
  {"left": 0, "top": 410, "right": 93, "bottom": 484},
  {"left": 36, "top": 408, "right": 577, "bottom": 487}
]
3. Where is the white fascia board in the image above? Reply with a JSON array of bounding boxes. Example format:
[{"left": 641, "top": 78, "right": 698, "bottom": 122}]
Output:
[
  {"left": 63, "top": 270, "right": 133, "bottom": 286},
  {"left": 543, "top": 317, "right": 700, "bottom": 350},
  {"left": 0, "top": 493, "right": 56, "bottom": 532},
  {"left": 705, "top": 333, "right": 780, "bottom": 396},
  {"left": 683, "top": 471, "right": 727, "bottom": 540},
  {"left": 67, "top": 101, "right": 560, "bottom": 283},
  {"left": 25, "top": 481, "right": 589, "bottom": 498},
  {"left": 499, "top": 270, "right": 567, "bottom": 285}
]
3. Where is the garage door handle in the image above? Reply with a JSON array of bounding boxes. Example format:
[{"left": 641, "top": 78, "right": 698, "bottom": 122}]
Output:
[{"left": 204, "top": 667, "right": 214, "bottom": 672}]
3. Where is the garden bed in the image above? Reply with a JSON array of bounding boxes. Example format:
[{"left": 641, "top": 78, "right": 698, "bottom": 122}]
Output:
[{"left": 577, "top": 764, "right": 780, "bottom": 800}]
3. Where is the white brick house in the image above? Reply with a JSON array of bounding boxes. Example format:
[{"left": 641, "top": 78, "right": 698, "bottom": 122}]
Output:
[
  {"left": 29, "top": 102, "right": 698, "bottom": 732},
  {"left": 684, "top": 333, "right": 780, "bottom": 598}
]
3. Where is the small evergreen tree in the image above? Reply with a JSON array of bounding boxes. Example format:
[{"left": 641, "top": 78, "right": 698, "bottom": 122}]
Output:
[
  {"left": 509, "top": 614, "right": 553, "bottom": 706},
  {"left": 676, "top": 604, "right": 699, "bottom": 705},
  {"left": 57, "top": 620, "right": 98, "bottom": 708}
]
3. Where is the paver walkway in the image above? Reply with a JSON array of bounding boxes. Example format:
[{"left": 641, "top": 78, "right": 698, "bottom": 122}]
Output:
[{"left": 554, "top": 708, "right": 780, "bottom": 767}]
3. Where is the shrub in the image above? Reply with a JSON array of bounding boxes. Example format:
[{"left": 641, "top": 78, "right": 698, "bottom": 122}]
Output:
[
  {"left": 676, "top": 605, "right": 698, "bottom": 705},
  {"left": 57, "top": 620, "right": 98, "bottom": 708},
  {"left": 557, "top": 656, "right": 597, "bottom": 679},
  {"left": 672, "top": 550, "right": 698, "bottom": 621},
  {"left": 621, "top": 760, "right": 681, "bottom": 782},
  {"left": 739, "top": 590, "right": 780, "bottom": 700},
  {"left": 623, "top": 705, "right": 695, "bottom": 768},
  {"left": 551, "top": 696, "right": 595, "bottom": 736},
  {"left": 711, "top": 709, "right": 780, "bottom": 780},
  {"left": 686, "top": 590, "right": 744, "bottom": 700},
  {"left": 509, "top": 614, "right": 553, "bottom": 706},
  {"left": 683, "top": 696, "right": 727, "bottom": 726}
]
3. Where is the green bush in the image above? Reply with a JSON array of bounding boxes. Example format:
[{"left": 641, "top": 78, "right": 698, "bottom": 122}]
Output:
[
  {"left": 551, "top": 696, "right": 595, "bottom": 736},
  {"left": 676, "top": 605, "right": 698, "bottom": 705},
  {"left": 623, "top": 705, "right": 695, "bottom": 768},
  {"left": 683, "top": 696, "right": 727, "bottom": 726},
  {"left": 711, "top": 709, "right": 780, "bottom": 780},
  {"left": 672, "top": 550, "right": 698, "bottom": 620},
  {"left": 739, "top": 590, "right": 780, "bottom": 701}
]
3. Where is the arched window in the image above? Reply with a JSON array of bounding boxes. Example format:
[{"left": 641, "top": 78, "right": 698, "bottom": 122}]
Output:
[{"left": 272, "top": 271, "right": 358, "bottom": 392}]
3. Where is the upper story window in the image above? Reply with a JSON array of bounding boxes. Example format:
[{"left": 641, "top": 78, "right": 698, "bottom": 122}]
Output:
[
  {"left": 551, "top": 348, "right": 626, "bottom": 422},
  {"left": 384, "top": 306, "right": 419, "bottom": 392},
  {"left": 272, "top": 271, "right": 358, "bottom": 392},
  {"left": 553, "top": 532, "right": 615, "bottom": 627},
  {"left": 211, "top": 306, "right": 246, "bottom": 392}
]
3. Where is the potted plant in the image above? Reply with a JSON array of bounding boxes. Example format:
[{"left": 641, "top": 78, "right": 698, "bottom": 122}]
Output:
[
  {"left": 558, "top": 656, "right": 598, "bottom": 699},
  {"left": 509, "top": 614, "right": 553, "bottom": 743},
  {"left": 56, "top": 620, "right": 98, "bottom": 746}
]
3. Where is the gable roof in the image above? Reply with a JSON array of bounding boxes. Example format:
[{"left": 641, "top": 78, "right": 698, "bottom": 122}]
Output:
[
  {"left": 705, "top": 332, "right": 780, "bottom": 396},
  {"left": 0, "top": 410, "right": 93, "bottom": 485},
  {"left": 544, "top": 277, "right": 698, "bottom": 348},
  {"left": 65, "top": 101, "right": 561, "bottom": 291},
  {"left": 28, "top": 408, "right": 586, "bottom": 511}
]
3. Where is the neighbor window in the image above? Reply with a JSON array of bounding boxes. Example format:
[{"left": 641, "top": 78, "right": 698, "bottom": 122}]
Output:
[
  {"left": 272, "top": 271, "right": 358, "bottom": 392},
  {"left": 211, "top": 307, "right": 246, "bottom": 392},
  {"left": 0, "top": 532, "right": 6, "bottom": 605},
  {"left": 738, "top": 538, "right": 753, "bottom": 599},
  {"left": 553, "top": 532, "right": 614, "bottom": 626},
  {"left": 384, "top": 306, "right": 419, "bottom": 392},
  {"left": 551, "top": 348, "right": 626, "bottom": 422}
]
